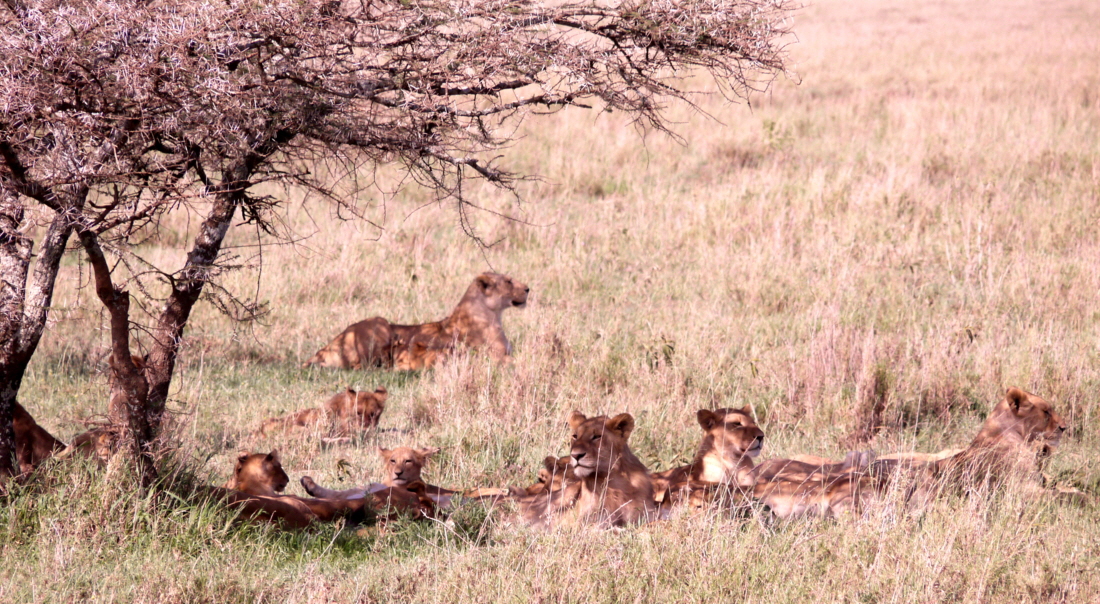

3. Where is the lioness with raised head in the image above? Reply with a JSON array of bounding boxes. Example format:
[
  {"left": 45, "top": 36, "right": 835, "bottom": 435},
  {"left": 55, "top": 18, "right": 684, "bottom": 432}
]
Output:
[
  {"left": 751, "top": 387, "right": 1069, "bottom": 518},
  {"left": 520, "top": 412, "right": 656, "bottom": 528},
  {"left": 303, "top": 273, "right": 529, "bottom": 370},
  {"left": 652, "top": 407, "right": 764, "bottom": 515},
  {"left": 257, "top": 387, "right": 387, "bottom": 437},
  {"left": 899, "top": 387, "right": 1067, "bottom": 501}
]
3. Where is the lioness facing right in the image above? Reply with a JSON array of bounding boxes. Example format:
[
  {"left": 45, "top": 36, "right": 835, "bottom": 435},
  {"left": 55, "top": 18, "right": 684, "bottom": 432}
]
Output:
[
  {"left": 652, "top": 407, "right": 764, "bottom": 516},
  {"left": 303, "top": 273, "right": 529, "bottom": 370},
  {"left": 256, "top": 387, "right": 387, "bottom": 437},
  {"left": 751, "top": 387, "right": 1069, "bottom": 518}
]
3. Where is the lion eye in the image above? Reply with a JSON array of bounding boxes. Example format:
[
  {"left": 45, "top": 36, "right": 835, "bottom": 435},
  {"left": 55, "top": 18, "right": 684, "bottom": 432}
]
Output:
[{"left": 591, "top": 434, "right": 601, "bottom": 441}]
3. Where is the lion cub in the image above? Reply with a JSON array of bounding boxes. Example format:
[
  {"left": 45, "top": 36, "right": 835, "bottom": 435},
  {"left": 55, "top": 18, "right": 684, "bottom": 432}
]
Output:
[
  {"left": 520, "top": 412, "right": 656, "bottom": 528},
  {"left": 257, "top": 387, "right": 386, "bottom": 437},
  {"left": 652, "top": 407, "right": 764, "bottom": 516},
  {"left": 301, "top": 445, "right": 460, "bottom": 508},
  {"left": 223, "top": 451, "right": 384, "bottom": 525}
]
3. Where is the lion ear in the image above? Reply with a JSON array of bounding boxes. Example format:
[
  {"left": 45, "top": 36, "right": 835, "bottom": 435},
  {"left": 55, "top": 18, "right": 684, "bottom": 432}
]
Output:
[
  {"left": 739, "top": 405, "right": 753, "bottom": 416},
  {"left": 418, "top": 446, "right": 441, "bottom": 459},
  {"left": 237, "top": 453, "right": 250, "bottom": 465},
  {"left": 568, "top": 411, "right": 587, "bottom": 430},
  {"left": 378, "top": 447, "right": 391, "bottom": 459},
  {"left": 606, "top": 413, "right": 635, "bottom": 439},
  {"left": 266, "top": 450, "right": 280, "bottom": 464},
  {"left": 542, "top": 456, "right": 557, "bottom": 471},
  {"left": 346, "top": 387, "right": 356, "bottom": 396},
  {"left": 697, "top": 409, "right": 718, "bottom": 430},
  {"left": 1006, "top": 387, "right": 1029, "bottom": 412},
  {"left": 374, "top": 387, "right": 388, "bottom": 398},
  {"left": 476, "top": 274, "right": 494, "bottom": 291}
]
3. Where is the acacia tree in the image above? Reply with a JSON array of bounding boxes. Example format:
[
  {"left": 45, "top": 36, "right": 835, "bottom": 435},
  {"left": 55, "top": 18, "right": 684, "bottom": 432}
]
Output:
[{"left": 0, "top": 0, "right": 796, "bottom": 482}]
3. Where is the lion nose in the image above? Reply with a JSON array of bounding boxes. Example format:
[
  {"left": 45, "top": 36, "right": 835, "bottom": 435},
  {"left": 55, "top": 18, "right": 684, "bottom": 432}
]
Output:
[
  {"left": 525, "top": 286, "right": 530, "bottom": 293},
  {"left": 571, "top": 451, "right": 586, "bottom": 464}
]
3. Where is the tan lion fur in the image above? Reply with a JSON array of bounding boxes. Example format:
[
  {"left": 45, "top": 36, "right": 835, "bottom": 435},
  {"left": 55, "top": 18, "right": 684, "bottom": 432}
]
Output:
[
  {"left": 303, "top": 273, "right": 529, "bottom": 370},
  {"left": 518, "top": 412, "right": 655, "bottom": 528},
  {"left": 257, "top": 387, "right": 386, "bottom": 437}
]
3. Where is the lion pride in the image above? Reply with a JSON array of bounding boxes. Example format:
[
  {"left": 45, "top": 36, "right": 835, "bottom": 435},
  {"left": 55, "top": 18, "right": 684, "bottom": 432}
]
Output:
[{"left": 303, "top": 273, "right": 529, "bottom": 370}]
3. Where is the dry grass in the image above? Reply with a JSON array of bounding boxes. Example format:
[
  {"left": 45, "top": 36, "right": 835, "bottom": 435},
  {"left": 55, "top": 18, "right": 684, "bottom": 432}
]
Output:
[{"left": 5, "top": 0, "right": 1100, "bottom": 601}]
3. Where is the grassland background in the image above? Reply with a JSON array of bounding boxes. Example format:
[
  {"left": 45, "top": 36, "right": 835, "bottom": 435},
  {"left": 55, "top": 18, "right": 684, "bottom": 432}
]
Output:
[{"left": 4, "top": 0, "right": 1100, "bottom": 601}]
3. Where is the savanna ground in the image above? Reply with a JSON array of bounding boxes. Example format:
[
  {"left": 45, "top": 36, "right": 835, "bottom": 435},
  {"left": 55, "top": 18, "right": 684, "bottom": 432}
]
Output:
[{"left": 5, "top": 0, "right": 1100, "bottom": 601}]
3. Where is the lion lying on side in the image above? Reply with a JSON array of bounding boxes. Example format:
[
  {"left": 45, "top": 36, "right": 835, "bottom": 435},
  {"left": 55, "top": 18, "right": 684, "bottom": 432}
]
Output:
[
  {"left": 256, "top": 387, "right": 386, "bottom": 437},
  {"left": 221, "top": 450, "right": 430, "bottom": 525},
  {"left": 303, "top": 273, "right": 529, "bottom": 370},
  {"left": 750, "top": 387, "right": 1069, "bottom": 518},
  {"left": 301, "top": 445, "right": 462, "bottom": 513},
  {"left": 464, "top": 455, "right": 577, "bottom": 502},
  {"left": 518, "top": 412, "right": 656, "bottom": 528}
]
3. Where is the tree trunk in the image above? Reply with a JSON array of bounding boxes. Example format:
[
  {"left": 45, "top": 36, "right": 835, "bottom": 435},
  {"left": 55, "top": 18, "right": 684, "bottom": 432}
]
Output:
[
  {"left": 0, "top": 187, "right": 76, "bottom": 480},
  {"left": 145, "top": 131, "right": 292, "bottom": 431},
  {"left": 78, "top": 229, "right": 156, "bottom": 488},
  {"left": 0, "top": 187, "right": 29, "bottom": 479}
]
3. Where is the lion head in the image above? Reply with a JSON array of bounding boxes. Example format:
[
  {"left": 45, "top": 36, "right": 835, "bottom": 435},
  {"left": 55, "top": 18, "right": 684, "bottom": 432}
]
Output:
[
  {"left": 378, "top": 446, "right": 440, "bottom": 487},
  {"left": 468, "top": 272, "right": 529, "bottom": 312},
  {"left": 971, "top": 387, "right": 1067, "bottom": 455},
  {"left": 694, "top": 407, "right": 765, "bottom": 483},
  {"left": 231, "top": 450, "right": 290, "bottom": 496},
  {"left": 326, "top": 387, "right": 387, "bottom": 429},
  {"left": 568, "top": 412, "right": 640, "bottom": 479}
]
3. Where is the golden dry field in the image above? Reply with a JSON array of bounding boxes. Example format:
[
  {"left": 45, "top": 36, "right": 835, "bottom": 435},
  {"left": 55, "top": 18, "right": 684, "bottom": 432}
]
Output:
[{"left": 4, "top": 0, "right": 1100, "bottom": 601}]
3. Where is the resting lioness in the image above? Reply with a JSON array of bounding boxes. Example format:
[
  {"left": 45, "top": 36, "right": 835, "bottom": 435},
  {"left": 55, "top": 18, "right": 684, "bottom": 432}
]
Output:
[
  {"left": 652, "top": 407, "right": 764, "bottom": 515},
  {"left": 752, "top": 387, "right": 1069, "bottom": 518},
  {"left": 10, "top": 401, "right": 66, "bottom": 475},
  {"left": 519, "top": 412, "right": 656, "bottom": 528},
  {"left": 303, "top": 273, "right": 529, "bottom": 370},
  {"left": 256, "top": 387, "right": 386, "bottom": 437}
]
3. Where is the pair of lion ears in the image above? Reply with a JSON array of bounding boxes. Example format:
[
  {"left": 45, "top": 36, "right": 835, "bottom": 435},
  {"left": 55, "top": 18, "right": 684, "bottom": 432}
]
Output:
[
  {"left": 377, "top": 446, "right": 440, "bottom": 458},
  {"left": 697, "top": 406, "right": 752, "bottom": 430},
  {"left": 568, "top": 412, "right": 635, "bottom": 438},
  {"left": 542, "top": 455, "right": 570, "bottom": 470},
  {"left": 237, "top": 449, "right": 279, "bottom": 464}
]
